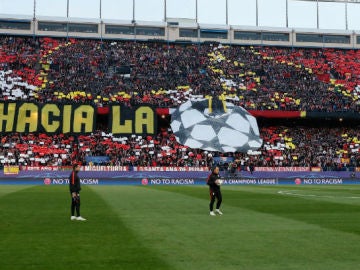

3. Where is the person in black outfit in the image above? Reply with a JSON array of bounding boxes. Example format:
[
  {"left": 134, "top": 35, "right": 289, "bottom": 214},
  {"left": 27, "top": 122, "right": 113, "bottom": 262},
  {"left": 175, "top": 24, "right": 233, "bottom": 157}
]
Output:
[
  {"left": 207, "top": 166, "right": 223, "bottom": 216},
  {"left": 69, "top": 164, "right": 86, "bottom": 221}
]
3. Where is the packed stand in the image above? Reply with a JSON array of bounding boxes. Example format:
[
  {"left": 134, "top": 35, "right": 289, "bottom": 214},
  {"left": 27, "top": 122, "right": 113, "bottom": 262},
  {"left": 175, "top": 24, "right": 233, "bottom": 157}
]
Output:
[
  {"left": 0, "top": 35, "right": 360, "bottom": 112},
  {"left": 1, "top": 126, "right": 359, "bottom": 170},
  {"left": 1, "top": 35, "right": 360, "bottom": 170}
]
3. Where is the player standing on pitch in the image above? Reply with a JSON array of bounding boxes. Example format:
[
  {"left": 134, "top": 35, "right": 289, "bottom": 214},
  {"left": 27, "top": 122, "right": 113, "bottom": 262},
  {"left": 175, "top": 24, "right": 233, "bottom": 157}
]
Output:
[
  {"left": 69, "top": 163, "right": 86, "bottom": 221},
  {"left": 207, "top": 166, "right": 223, "bottom": 216}
]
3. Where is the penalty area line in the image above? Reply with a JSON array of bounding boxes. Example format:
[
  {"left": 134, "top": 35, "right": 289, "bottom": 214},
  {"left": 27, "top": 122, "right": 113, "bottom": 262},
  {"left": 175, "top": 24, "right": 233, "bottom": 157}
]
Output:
[{"left": 277, "top": 190, "right": 360, "bottom": 199}]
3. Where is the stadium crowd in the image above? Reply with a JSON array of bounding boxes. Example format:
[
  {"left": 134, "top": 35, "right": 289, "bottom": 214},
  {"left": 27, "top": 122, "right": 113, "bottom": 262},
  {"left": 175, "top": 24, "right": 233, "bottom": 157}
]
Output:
[
  {"left": 0, "top": 125, "right": 359, "bottom": 170},
  {"left": 1, "top": 35, "right": 360, "bottom": 170},
  {"left": 1, "top": 36, "right": 360, "bottom": 112}
]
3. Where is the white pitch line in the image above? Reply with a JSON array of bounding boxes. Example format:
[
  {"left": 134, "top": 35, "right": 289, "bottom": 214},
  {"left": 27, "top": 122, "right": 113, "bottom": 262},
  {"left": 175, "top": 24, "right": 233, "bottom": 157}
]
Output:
[{"left": 277, "top": 190, "right": 360, "bottom": 199}]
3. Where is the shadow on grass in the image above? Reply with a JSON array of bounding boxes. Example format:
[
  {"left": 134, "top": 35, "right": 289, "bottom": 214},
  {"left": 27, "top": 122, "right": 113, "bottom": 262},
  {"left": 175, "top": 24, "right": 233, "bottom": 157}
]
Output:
[
  {"left": 0, "top": 185, "right": 171, "bottom": 270},
  {"left": 149, "top": 185, "right": 360, "bottom": 236}
]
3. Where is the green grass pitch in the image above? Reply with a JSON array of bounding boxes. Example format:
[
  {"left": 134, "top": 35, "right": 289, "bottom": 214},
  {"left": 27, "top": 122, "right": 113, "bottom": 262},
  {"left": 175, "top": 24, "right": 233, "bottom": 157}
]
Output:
[{"left": 2, "top": 184, "right": 360, "bottom": 270}]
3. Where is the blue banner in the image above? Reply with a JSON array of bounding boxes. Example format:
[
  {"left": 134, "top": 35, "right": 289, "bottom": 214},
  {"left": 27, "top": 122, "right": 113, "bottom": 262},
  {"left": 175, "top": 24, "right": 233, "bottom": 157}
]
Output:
[
  {"left": 0, "top": 169, "right": 360, "bottom": 185},
  {"left": 1, "top": 177, "right": 360, "bottom": 185},
  {"left": 85, "top": 156, "right": 110, "bottom": 165}
]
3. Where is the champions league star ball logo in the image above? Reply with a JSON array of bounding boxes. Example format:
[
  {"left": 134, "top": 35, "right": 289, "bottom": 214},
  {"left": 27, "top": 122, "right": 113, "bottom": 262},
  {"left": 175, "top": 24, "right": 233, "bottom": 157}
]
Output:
[
  {"left": 44, "top": 178, "right": 51, "bottom": 185},
  {"left": 170, "top": 98, "right": 262, "bottom": 153},
  {"left": 141, "top": 178, "right": 149, "bottom": 185}
]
